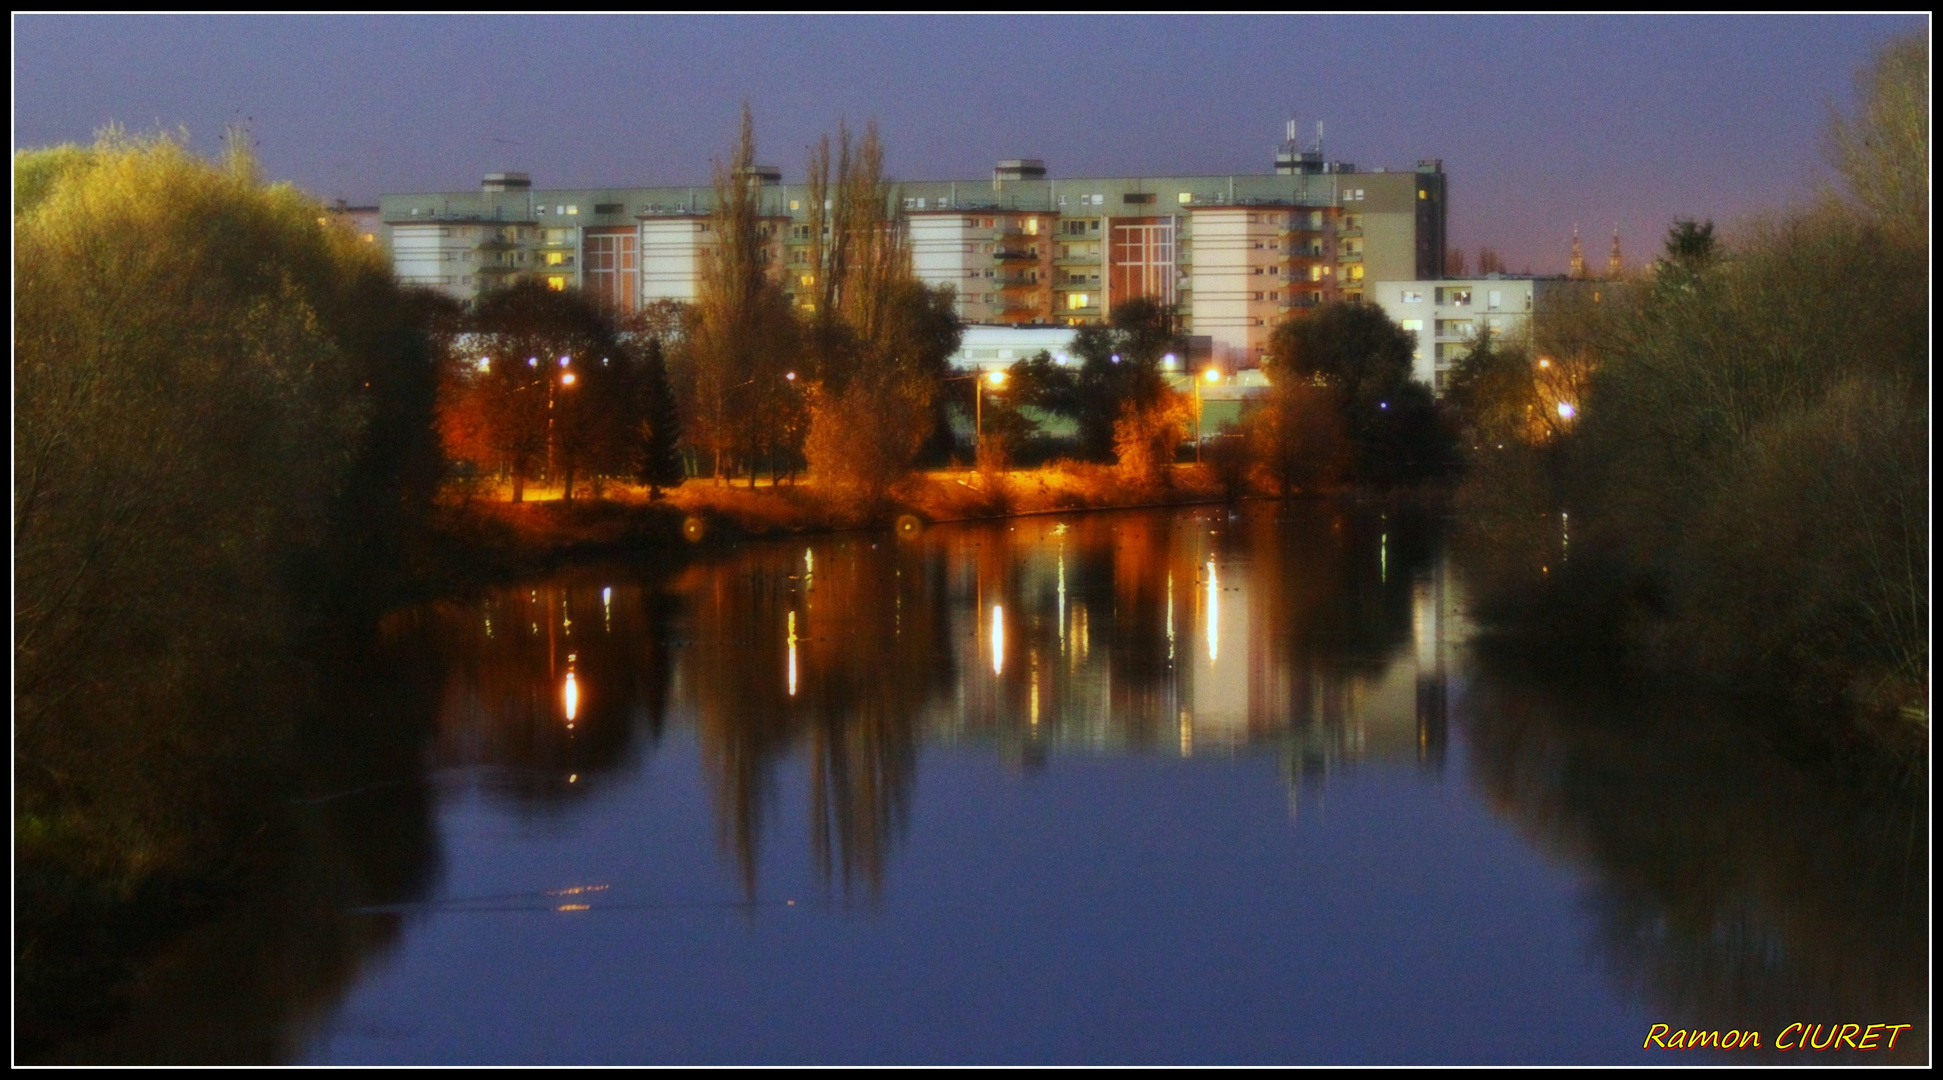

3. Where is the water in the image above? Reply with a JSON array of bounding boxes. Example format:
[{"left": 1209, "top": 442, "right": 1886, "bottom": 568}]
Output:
[{"left": 49, "top": 502, "right": 1928, "bottom": 1063}]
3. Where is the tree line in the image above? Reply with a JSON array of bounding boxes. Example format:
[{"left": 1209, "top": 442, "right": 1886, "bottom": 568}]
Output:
[{"left": 1447, "top": 34, "right": 1927, "bottom": 734}]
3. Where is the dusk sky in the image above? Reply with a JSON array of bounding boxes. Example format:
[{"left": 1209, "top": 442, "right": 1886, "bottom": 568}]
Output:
[{"left": 15, "top": 14, "right": 1926, "bottom": 274}]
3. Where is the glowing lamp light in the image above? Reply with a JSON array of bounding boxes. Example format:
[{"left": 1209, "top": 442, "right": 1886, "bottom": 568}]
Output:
[
  {"left": 1538, "top": 358, "right": 1551, "bottom": 368},
  {"left": 1204, "top": 367, "right": 1221, "bottom": 384},
  {"left": 559, "top": 356, "right": 571, "bottom": 367},
  {"left": 1162, "top": 352, "right": 1179, "bottom": 369},
  {"left": 561, "top": 372, "right": 577, "bottom": 386},
  {"left": 477, "top": 357, "right": 491, "bottom": 372},
  {"left": 785, "top": 371, "right": 797, "bottom": 381},
  {"left": 527, "top": 357, "right": 539, "bottom": 368},
  {"left": 563, "top": 672, "right": 579, "bottom": 723},
  {"left": 987, "top": 370, "right": 1007, "bottom": 388},
  {"left": 1557, "top": 402, "right": 1577, "bottom": 419}
]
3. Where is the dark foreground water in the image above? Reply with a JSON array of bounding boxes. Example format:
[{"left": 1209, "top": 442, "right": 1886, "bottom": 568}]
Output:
[{"left": 47, "top": 502, "right": 1928, "bottom": 1064}]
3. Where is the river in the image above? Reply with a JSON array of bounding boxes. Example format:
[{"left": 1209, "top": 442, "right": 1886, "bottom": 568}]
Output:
[{"left": 46, "top": 501, "right": 1927, "bottom": 1063}]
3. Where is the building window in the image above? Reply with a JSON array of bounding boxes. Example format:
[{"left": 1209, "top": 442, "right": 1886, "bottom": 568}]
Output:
[
  {"left": 547, "top": 276, "right": 567, "bottom": 291},
  {"left": 594, "top": 202, "right": 623, "bottom": 215},
  {"left": 1402, "top": 290, "right": 1424, "bottom": 303},
  {"left": 566, "top": 205, "right": 579, "bottom": 215},
  {"left": 1488, "top": 289, "right": 1503, "bottom": 310},
  {"left": 1178, "top": 192, "right": 1193, "bottom": 204}
]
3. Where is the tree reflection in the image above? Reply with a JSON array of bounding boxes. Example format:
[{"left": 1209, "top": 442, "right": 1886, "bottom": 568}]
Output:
[
  {"left": 1459, "top": 648, "right": 1927, "bottom": 1063},
  {"left": 678, "top": 539, "right": 951, "bottom": 897},
  {"left": 21, "top": 619, "right": 446, "bottom": 1064}
]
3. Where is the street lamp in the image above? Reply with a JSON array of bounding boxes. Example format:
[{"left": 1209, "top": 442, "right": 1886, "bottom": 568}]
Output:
[{"left": 946, "top": 369, "right": 1009, "bottom": 467}]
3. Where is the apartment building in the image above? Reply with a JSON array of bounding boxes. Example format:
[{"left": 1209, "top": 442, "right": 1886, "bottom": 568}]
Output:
[{"left": 379, "top": 130, "right": 1447, "bottom": 369}]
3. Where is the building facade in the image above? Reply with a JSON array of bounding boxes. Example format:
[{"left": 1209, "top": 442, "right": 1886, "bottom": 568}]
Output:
[
  {"left": 378, "top": 134, "right": 1447, "bottom": 370},
  {"left": 1368, "top": 276, "right": 1538, "bottom": 391}
]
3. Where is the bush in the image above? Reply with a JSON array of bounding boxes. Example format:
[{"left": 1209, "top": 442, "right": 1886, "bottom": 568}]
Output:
[
  {"left": 1112, "top": 393, "right": 1191, "bottom": 490},
  {"left": 803, "top": 372, "right": 932, "bottom": 516}
]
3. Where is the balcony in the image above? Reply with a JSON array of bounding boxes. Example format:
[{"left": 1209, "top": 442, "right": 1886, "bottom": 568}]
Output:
[
  {"left": 1337, "top": 251, "right": 1363, "bottom": 264},
  {"left": 993, "top": 247, "right": 1036, "bottom": 263},
  {"left": 995, "top": 273, "right": 1038, "bottom": 290},
  {"left": 1335, "top": 226, "right": 1363, "bottom": 239}
]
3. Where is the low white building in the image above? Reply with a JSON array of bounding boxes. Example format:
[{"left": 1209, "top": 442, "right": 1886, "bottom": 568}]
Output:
[
  {"left": 949, "top": 325, "right": 1080, "bottom": 373},
  {"left": 1368, "top": 276, "right": 1537, "bottom": 392}
]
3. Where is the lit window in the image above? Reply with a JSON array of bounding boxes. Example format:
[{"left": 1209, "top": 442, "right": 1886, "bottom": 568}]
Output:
[
  {"left": 790, "top": 200, "right": 801, "bottom": 211},
  {"left": 1178, "top": 192, "right": 1192, "bottom": 204},
  {"left": 1402, "top": 290, "right": 1424, "bottom": 303},
  {"left": 566, "top": 205, "right": 579, "bottom": 215},
  {"left": 546, "top": 251, "right": 565, "bottom": 266},
  {"left": 547, "top": 276, "right": 567, "bottom": 291}
]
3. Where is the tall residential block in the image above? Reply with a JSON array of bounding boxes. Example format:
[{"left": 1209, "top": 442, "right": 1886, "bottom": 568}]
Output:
[{"left": 378, "top": 128, "right": 1447, "bottom": 368}]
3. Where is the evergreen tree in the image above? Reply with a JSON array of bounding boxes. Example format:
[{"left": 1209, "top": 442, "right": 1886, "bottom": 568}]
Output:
[{"left": 637, "top": 337, "right": 686, "bottom": 498}]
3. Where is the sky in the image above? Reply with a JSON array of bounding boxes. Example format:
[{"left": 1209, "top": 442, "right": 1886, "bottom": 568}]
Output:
[{"left": 13, "top": 14, "right": 1927, "bottom": 274}]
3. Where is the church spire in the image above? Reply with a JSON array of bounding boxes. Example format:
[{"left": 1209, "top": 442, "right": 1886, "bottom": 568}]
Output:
[
  {"left": 1569, "top": 226, "right": 1586, "bottom": 279},
  {"left": 1608, "top": 225, "right": 1623, "bottom": 278}
]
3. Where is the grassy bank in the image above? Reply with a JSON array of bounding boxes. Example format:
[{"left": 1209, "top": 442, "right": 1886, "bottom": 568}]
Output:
[{"left": 427, "top": 461, "right": 1234, "bottom": 577}]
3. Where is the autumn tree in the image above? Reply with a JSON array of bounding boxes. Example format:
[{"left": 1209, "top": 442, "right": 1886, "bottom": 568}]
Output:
[
  {"left": 449, "top": 279, "right": 628, "bottom": 501},
  {"left": 800, "top": 119, "right": 962, "bottom": 489}
]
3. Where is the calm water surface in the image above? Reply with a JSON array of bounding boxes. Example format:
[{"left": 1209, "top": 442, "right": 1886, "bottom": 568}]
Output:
[{"left": 140, "top": 502, "right": 1927, "bottom": 1063}]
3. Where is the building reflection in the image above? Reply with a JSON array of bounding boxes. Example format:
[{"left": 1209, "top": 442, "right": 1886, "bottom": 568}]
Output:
[{"left": 423, "top": 502, "right": 1457, "bottom": 897}]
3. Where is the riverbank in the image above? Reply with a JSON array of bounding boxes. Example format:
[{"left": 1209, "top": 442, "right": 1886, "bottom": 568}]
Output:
[{"left": 424, "top": 462, "right": 1238, "bottom": 582}]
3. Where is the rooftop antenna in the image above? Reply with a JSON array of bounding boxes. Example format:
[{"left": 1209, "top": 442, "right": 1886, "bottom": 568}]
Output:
[{"left": 1315, "top": 120, "right": 1325, "bottom": 157}]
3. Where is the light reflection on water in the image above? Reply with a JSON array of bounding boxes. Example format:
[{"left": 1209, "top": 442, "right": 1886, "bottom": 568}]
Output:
[{"left": 37, "top": 502, "right": 1919, "bottom": 1064}]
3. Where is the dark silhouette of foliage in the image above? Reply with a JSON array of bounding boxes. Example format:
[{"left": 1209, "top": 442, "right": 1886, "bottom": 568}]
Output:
[
  {"left": 1267, "top": 301, "right": 1454, "bottom": 485},
  {"left": 636, "top": 337, "right": 686, "bottom": 498}
]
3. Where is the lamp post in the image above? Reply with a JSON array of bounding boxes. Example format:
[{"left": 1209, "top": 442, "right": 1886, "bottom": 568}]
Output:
[{"left": 946, "top": 369, "right": 1009, "bottom": 467}]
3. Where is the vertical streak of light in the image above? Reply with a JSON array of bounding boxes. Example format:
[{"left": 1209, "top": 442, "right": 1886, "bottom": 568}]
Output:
[
  {"left": 563, "top": 671, "right": 578, "bottom": 725},
  {"left": 1381, "top": 533, "right": 1388, "bottom": 584},
  {"left": 1206, "top": 559, "right": 1219, "bottom": 663},
  {"left": 1057, "top": 553, "right": 1066, "bottom": 652},
  {"left": 787, "top": 610, "right": 798, "bottom": 697},
  {"left": 1029, "top": 651, "right": 1039, "bottom": 727},
  {"left": 602, "top": 586, "right": 611, "bottom": 633},
  {"left": 1166, "top": 571, "right": 1175, "bottom": 663},
  {"left": 991, "top": 604, "right": 1005, "bottom": 676}
]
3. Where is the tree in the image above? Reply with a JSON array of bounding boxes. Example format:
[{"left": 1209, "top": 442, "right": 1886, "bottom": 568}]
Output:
[
  {"left": 1030, "top": 297, "right": 1182, "bottom": 462},
  {"left": 1443, "top": 324, "right": 1540, "bottom": 449},
  {"left": 635, "top": 337, "right": 686, "bottom": 498},
  {"left": 1825, "top": 33, "right": 1926, "bottom": 243},
  {"left": 690, "top": 103, "right": 799, "bottom": 485},
  {"left": 15, "top": 128, "right": 441, "bottom": 888},
  {"left": 1245, "top": 378, "right": 1351, "bottom": 494},
  {"left": 1663, "top": 218, "right": 1717, "bottom": 265},
  {"left": 1266, "top": 301, "right": 1451, "bottom": 484},
  {"left": 799, "top": 119, "right": 961, "bottom": 484},
  {"left": 1112, "top": 391, "right": 1192, "bottom": 488},
  {"left": 452, "top": 279, "right": 625, "bottom": 501}
]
